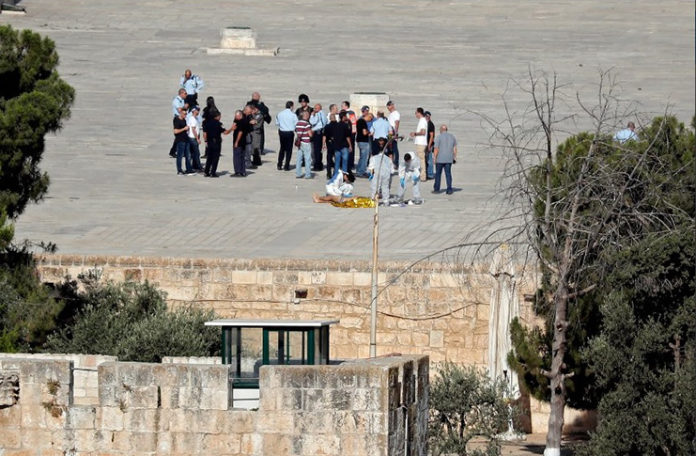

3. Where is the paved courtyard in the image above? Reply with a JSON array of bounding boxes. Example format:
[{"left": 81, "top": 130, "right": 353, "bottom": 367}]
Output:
[{"left": 2, "top": 0, "right": 693, "bottom": 261}]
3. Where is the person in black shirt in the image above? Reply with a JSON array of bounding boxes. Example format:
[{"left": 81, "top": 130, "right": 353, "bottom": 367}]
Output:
[
  {"left": 203, "top": 109, "right": 228, "bottom": 177},
  {"left": 324, "top": 112, "right": 353, "bottom": 180},
  {"left": 173, "top": 107, "right": 192, "bottom": 175},
  {"left": 355, "top": 112, "right": 372, "bottom": 177},
  {"left": 232, "top": 110, "right": 250, "bottom": 177},
  {"left": 425, "top": 111, "right": 436, "bottom": 180}
]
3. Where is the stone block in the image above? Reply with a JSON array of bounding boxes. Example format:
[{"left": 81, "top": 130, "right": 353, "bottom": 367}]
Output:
[
  {"left": 0, "top": 426, "right": 20, "bottom": 448},
  {"left": 261, "top": 433, "right": 292, "bottom": 455},
  {"left": 241, "top": 432, "right": 262, "bottom": 454},
  {"left": 99, "top": 406, "right": 124, "bottom": 431},
  {"left": 256, "top": 410, "right": 293, "bottom": 433},
  {"left": 129, "top": 431, "right": 159, "bottom": 452},
  {"left": 201, "top": 432, "right": 242, "bottom": 453},
  {"left": 0, "top": 403, "right": 21, "bottom": 427},
  {"left": 74, "top": 429, "right": 99, "bottom": 452},
  {"left": 353, "top": 272, "right": 372, "bottom": 287},
  {"left": 124, "top": 408, "right": 159, "bottom": 432},
  {"left": 294, "top": 433, "right": 340, "bottom": 455},
  {"left": 221, "top": 410, "right": 256, "bottom": 434},
  {"left": 429, "top": 329, "right": 444, "bottom": 348},
  {"left": 20, "top": 428, "right": 53, "bottom": 449},
  {"left": 172, "top": 431, "right": 202, "bottom": 453},
  {"left": 68, "top": 406, "right": 96, "bottom": 429},
  {"left": 326, "top": 271, "right": 353, "bottom": 286},
  {"left": 257, "top": 270, "right": 274, "bottom": 284}
]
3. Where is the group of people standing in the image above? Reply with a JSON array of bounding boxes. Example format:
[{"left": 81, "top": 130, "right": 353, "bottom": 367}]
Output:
[
  {"left": 169, "top": 70, "right": 459, "bottom": 197},
  {"left": 170, "top": 70, "right": 272, "bottom": 177}
]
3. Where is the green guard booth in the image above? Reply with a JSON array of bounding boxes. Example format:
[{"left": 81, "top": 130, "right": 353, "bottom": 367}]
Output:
[{"left": 204, "top": 319, "right": 339, "bottom": 389}]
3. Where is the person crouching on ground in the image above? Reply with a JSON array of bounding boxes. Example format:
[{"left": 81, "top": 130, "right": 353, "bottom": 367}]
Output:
[
  {"left": 397, "top": 153, "right": 423, "bottom": 204},
  {"left": 313, "top": 171, "right": 356, "bottom": 203}
]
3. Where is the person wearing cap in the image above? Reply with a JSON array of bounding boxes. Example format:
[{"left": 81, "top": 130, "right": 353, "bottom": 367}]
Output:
[
  {"left": 179, "top": 69, "right": 204, "bottom": 108},
  {"left": 432, "top": 124, "right": 458, "bottom": 195},
  {"left": 425, "top": 111, "right": 436, "bottom": 179},
  {"left": 386, "top": 100, "right": 401, "bottom": 168},
  {"left": 310, "top": 103, "right": 328, "bottom": 172},
  {"left": 173, "top": 107, "right": 193, "bottom": 175},
  {"left": 295, "top": 94, "right": 313, "bottom": 119},
  {"left": 409, "top": 107, "right": 428, "bottom": 180},
  {"left": 276, "top": 101, "right": 298, "bottom": 171},
  {"left": 355, "top": 110, "right": 372, "bottom": 177},
  {"left": 186, "top": 105, "right": 203, "bottom": 172}
]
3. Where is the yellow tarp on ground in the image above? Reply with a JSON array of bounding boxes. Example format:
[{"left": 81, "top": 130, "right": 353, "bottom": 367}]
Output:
[{"left": 331, "top": 197, "right": 376, "bottom": 208}]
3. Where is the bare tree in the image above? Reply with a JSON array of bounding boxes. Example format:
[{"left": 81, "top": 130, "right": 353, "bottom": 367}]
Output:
[{"left": 476, "top": 68, "right": 686, "bottom": 456}]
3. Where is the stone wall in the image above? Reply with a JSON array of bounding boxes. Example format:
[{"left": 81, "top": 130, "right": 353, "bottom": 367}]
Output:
[
  {"left": 36, "top": 255, "right": 539, "bottom": 365},
  {"left": 0, "top": 354, "right": 429, "bottom": 455},
  {"left": 0, "top": 353, "right": 116, "bottom": 406}
]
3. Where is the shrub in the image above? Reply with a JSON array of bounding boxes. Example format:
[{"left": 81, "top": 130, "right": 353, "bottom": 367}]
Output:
[
  {"left": 45, "top": 279, "right": 219, "bottom": 362},
  {"left": 429, "top": 363, "right": 518, "bottom": 456}
]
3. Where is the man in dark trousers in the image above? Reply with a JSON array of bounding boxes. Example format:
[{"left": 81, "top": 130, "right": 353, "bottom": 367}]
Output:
[
  {"left": 247, "top": 91, "right": 271, "bottom": 155},
  {"left": 232, "top": 110, "right": 250, "bottom": 177},
  {"left": 324, "top": 112, "right": 353, "bottom": 180},
  {"left": 275, "top": 101, "right": 297, "bottom": 171},
  {"left": 173, "top": 107, "right": 192, "bottom": 175},
  {"left": 202, "top": 109, "right": 227, "bottom": 177}
]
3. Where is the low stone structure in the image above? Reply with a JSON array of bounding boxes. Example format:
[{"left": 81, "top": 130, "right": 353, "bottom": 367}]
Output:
[
  {"left": 0, "top": 353, "right": 428, "bottom": 455},
  {"left": 206, "top": 26, "right": 279, "bottom": 56},
  {"left": 36, "top": 254, "right": 539, "bottom": 365}
]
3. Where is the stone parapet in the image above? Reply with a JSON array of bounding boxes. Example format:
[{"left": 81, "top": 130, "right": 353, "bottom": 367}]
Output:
[{"left": 0, "top": 354, "right": 429, "bottom": 455}]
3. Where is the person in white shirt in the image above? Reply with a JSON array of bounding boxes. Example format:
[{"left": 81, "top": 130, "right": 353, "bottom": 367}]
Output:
[
  {"left": 186, "top": 106, "right": 203, "bottom": 171},
  {"left": 409, "top": 107, "right": 429, "bottom": 179},
  {"left": 386, "top": 100, "right": 401, "bottom": 169},
  {"left": 367, "top": 140, "right": 394, "bottom": 204},
  {"left": 397, "top": 153, "right": 423, "bottom": 204},
  {"left": 613, "top": 121, "right": 639, "bottom": 143},
  {"left": 313, "top": 171, "right": 356, "bottom": 203}
]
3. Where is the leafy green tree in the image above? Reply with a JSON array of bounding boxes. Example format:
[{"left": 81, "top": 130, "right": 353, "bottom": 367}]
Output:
[
  {"left": 0, "top": 24, "right": 75, "bottom": 220},
  {"left": 429, "top": 363, "right": 516, "bottom": 456},
  {"left": 0, "top": 245, "right": 63, "bottom": 351},
  {"left": 579, "top": 229, "right": 695, "bottom": 456},
  {"left": 482, "top": 68, "right": 694, "bottom": 455},
  {"left": 46, "top": 278, "right": 220, "bottom": 362},
  {"left": 0, "top": 25, "right": 74, "bottom": 351}
]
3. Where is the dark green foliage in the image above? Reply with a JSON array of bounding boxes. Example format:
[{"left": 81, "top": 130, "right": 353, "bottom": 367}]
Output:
[
  {"left": 0, "top": 245, "right": 63, "bottom": 351},
  {"left": 0, "top": 24, "right": 74, "bottom": 220},
  {"left": 429, "top": 363, "right": 516, "bottom": 456},
  {"left": 45, "top": 279, "right": 220, "bottom": 362},
  {"left": 578, "top": 229, "right": 695, "bottom": 456},
  {"left": 508, "top": 116, "right": 695, "bottom": 412}
]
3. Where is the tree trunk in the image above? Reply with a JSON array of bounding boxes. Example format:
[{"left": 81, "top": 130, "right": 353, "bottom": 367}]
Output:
[{"left": 544, "top": 290, "right": 568, "bottom": 456}]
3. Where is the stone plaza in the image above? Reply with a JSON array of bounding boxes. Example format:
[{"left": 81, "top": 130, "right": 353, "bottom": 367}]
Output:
[{"left": 1, "top": 0, "right": 693, "bottom": 261}]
